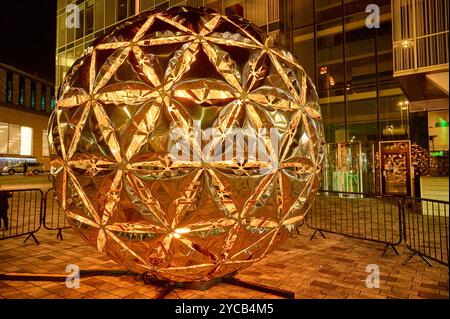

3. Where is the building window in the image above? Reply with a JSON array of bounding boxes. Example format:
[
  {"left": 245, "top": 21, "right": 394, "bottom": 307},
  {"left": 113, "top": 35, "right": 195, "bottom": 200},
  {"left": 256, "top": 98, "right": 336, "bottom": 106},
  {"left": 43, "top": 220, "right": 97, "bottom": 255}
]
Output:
[
  {"left": 41, "top": 85, "right": 47, "bottom": 111},
  {"left": 57, "top": 12, "right": 66, "bottom": 48},
  {"left": 105, "top": 0, "right": 115, "bottom": 26},
  {"left": 115, "top": 0, "right": 135, "bottom": 20},
  {"left": 76, "top": 7, "right": 85, "bottom": 40},
  {"left": 377, "top": 21, "right": 394, "bottom": 82},
  {"left": 94, "top": 0, "right": 105, "bottom": 32},
  {"left": 293, "top": 0, "right": 314, "bottom": 29},
  {"left": 20, "top": 126, "right": 33, "bottom": 156},
  {"left": 129, "top": 0, "right": 135, "bottom": 17},
  {"left": 30, "top": 81, "right": 36, "bottom": 109},
  {"left": 428, "top": 110, "right": 448, "bottom": 151},
  {"left": 6, "top": 71, "right": 13, "bottom": 103},
  {"left": 293, "top": 26, "right": 316, "bottom": 84},
  {"left": 379, "top": 81, "right": 409, "bottom": 140},
  {"left": 85, "top": 0, "right": 94, "bottom": 35},
  {"left": 319, "top": 89, "right": 346, "bottom": 144},
  {"left": 346, "top": 83, "right": 379, "bottom": 143},
  {"left": 315, "top": 0, "right": 342, "bottom": 22},
  {"left": 316, "top": 20, "right": 345, "bottom": 91},
  {"left": 345, "top": 13, "right": 376, "bottom": 86},
  {"left": 7, "top": 124, "right": 20, "bottom": 154},
  {"left": 50, "top": 88, "right": 55, "bottom": 111},
  {"left": 0, "top": 123, "right": 33, "bottom": 156},
  {"left": 0, "top": 122, "right": 7, "bottom": 154},
  {"left": 42, "top": 130, "right": 50, "bottom": 157},
  {"left": 225, "top": 1, "right": 244, "bottom": 17},
  {"left": 117, "top": 0, "right": 128, "bottom": 21},
  {"left": 19, "top": 76, "right": 25, "bottom": 106}
]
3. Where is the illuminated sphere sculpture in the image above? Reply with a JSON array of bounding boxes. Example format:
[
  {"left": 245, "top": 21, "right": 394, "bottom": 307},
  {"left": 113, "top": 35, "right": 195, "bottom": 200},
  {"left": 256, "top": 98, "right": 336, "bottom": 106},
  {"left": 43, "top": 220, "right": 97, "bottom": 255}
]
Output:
[{"left": 49, "top": 6, "right": 325, "bottom": 282}]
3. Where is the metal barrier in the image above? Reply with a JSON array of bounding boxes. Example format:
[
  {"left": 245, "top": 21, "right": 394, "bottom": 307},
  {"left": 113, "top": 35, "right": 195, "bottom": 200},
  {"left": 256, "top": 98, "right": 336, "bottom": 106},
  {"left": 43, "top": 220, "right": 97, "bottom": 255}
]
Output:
[
  {"left": 402, "top": 197, "right": 449, "bottom": 266},
  {"left": 43, "top": 188, "right": 70, "bottom": 240},
  {"left": 305, "top": 190, "right": 403, "bottom": 256},
  {"left": 0, "top": 189, "right": 43, "bottom": 244},
  {"left": 2, "top": 187, "right": 449, "bottom": 269}
]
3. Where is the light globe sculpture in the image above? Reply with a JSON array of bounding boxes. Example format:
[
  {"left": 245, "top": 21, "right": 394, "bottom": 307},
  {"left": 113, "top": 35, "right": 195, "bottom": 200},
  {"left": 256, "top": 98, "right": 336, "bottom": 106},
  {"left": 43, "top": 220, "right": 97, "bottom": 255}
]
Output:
[{"left": 48, "top": 6, "right": 325, "bottom": 283}]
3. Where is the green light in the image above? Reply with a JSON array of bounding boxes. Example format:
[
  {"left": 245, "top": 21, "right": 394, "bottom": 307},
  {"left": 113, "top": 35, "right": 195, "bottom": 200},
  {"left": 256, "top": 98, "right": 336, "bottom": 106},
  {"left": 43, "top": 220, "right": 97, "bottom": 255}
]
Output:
[
  {"left": 431, "top": 151, "right": 444, "bottom": 157},
  {"left": 435, "top": 115, "right": 449, "bottom": 127},
  {"left": 437, "top": 120, "right": 449, "bottom": 127}
]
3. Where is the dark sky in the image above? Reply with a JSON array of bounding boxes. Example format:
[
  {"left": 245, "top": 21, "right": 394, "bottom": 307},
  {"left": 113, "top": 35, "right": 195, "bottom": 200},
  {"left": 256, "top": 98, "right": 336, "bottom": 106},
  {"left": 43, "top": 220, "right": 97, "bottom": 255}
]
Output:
[{"left": 0, "top": 0, "right": 57, "bottom": 82}]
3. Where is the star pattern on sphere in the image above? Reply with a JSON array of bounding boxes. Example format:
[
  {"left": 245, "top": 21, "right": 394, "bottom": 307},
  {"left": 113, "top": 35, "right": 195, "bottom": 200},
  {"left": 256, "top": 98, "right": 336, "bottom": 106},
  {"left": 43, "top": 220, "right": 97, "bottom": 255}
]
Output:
[{"left": 49, "top": 6, "right": 326, "bottom": 282}]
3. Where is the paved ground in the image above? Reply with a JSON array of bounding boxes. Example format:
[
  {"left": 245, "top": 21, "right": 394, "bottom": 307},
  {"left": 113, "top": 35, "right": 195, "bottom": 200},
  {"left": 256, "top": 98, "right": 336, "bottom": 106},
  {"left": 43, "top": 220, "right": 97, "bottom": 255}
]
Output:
[
  {"left": 0, "top": 225, "right": 448, "bottom": 299},
  {"left": 0, "top": 175, "right": 51, "bottom": 191}
]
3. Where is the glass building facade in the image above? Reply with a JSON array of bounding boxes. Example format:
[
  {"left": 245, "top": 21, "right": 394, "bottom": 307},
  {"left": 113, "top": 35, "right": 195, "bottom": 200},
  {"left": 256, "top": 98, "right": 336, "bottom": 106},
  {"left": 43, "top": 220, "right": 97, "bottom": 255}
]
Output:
[
  {"left": 281, "top": 0, "right": 410, "bottom": 194},
  {"left": 0, "top": 63, "right": 55, "bottom": 170},
  {"left": 55, "top": 0, "right": 447, "bottom": 195},
  {"left": 55, "top": 0, "right": 280, "bottom": 87}
]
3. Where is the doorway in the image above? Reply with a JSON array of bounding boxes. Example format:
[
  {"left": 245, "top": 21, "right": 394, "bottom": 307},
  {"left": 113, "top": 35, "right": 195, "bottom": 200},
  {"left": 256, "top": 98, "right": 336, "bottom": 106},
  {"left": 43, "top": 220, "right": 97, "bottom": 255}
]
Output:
[
  {"left": 323, "top": 142, "right": 364, "bottom": 193},
  {"left": 379, "top": 140, "right": 412, "bottom": 196}
]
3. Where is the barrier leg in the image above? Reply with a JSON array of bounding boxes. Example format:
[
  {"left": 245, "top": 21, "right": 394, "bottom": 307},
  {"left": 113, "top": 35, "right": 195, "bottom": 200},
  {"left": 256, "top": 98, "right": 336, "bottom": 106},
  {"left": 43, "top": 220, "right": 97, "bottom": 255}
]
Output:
[
  {"left": 381, "top": 244, "right": 399, "bottom": 257},
  {"left": 23, "top": 233, "right": 39, "bottom": 245},
  {"left": 295, "top": 220, "right": 305, "bottom": 235},
  {"left": 56, "top": 229, "right": 63, "bottom": 241},
  {"left": 402, "top": 251, "right": 432, "bottom": 267},
  {"left": 310, "top": 229, "right": 326, "bottom": 240}
]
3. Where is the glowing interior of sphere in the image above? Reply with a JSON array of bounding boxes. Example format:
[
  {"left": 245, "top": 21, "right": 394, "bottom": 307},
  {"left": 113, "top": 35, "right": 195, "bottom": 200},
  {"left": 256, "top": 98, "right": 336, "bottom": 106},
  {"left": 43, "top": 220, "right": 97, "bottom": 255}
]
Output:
[{"left": 48, "top": 6, "right": 325, "bottom": 282}]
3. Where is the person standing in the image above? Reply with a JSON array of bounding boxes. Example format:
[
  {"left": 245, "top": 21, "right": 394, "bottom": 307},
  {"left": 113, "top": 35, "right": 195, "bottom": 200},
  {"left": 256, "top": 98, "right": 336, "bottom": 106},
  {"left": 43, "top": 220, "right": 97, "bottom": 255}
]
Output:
[
  {"left": 23, "top": 162, "right": 28, "bottom": 176},
  {"left": 0, "top": 190, "right": 12, "bottom": 230}
]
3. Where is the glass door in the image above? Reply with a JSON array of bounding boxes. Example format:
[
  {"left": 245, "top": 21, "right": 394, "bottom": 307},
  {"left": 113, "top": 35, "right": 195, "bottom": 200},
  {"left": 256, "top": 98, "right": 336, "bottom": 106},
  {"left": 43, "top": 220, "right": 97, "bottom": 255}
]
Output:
[
  {"left": 379, "top": 140, "right": 412, "bottom": 196},
  {"left": 323, "top": 142, "right": 363, "bottom": 193}
]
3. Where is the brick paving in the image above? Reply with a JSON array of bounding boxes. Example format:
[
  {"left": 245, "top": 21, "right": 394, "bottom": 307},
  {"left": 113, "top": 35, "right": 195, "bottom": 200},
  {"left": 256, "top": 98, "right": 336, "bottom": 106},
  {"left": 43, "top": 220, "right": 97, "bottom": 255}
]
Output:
[{"left": 0, "top": 225, "right": 448, "bottom": 299}]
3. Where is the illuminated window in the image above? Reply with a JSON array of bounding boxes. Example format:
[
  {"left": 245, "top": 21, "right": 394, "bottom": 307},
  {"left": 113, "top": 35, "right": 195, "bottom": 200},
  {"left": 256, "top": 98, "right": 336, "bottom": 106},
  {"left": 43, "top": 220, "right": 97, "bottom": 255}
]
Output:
[
  {"left": 57, "top": 12, "right": 66, "bottom": 48},
  {"left": 20, "top": 126, "right": 33, "bottom": 156},
  {"left": 0, "top": 123, "right": 33, "bottom": 155},
  {"left": 50, "top": 88, "right": 56, "bottom": 111},
  {"left": 42, "top": 130, "right": 50, "bottom": 157},
  {"left": 8, "top": 124, "right": 21, "bottom": 155},
  {"left": 30, "top": 81, "right": 36, "bottom": 109},
  {"left": 0, "top": 122, "right": 7, "bottom": 154},
  {"left": 6, "top": 71, "right": 13, "bottom": 103},
  {"left": 41, "top": 85, "right": 47, "bottom": 110},
  {"left": 19, "top": 76, "right": 25, "bottom": 106}
]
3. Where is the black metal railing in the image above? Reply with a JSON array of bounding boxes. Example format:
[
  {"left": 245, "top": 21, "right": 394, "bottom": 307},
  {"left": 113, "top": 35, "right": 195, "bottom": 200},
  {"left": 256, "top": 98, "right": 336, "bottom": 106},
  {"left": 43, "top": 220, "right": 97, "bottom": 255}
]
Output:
[
  {"left": 0, "top": 189, "right": 43, "bottom": 244},
  {"left": 402, "top": 197, "right": 449, "bottom": 266},
  {"left": 43, "top": 188, "right": 70, "bottom": 240},
  {"left": 305, "top": 190, "right": 403, "bottom": 255}
]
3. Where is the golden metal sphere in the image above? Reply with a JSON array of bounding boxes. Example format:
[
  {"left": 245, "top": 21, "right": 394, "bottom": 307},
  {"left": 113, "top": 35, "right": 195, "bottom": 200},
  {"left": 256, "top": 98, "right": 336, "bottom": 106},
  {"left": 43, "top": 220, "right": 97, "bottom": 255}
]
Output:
[{"left": 49, "top": 6, "right": 325, "bottom": 282}]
